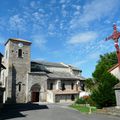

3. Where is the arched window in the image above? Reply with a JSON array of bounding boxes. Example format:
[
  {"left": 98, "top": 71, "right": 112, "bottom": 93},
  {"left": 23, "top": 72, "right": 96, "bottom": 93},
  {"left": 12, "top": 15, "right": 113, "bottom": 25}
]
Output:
[
  {"left": 18, "top": 49, "right": 22, "bottom": 58},
  {"left": 50, "top": 83, "right": 53, "bottom": 90},
  {"left": 62, "top": 83, "right": 65, "bottom": 91},
  {"left": 71, "top": 83, "right": 74, "bottom": 90}
]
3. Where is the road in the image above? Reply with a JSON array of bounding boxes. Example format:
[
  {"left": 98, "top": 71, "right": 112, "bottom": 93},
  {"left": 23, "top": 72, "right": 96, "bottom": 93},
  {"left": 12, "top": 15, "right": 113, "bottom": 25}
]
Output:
[{"left": 0, "top": 103, "right": 119, "bottom": 120}]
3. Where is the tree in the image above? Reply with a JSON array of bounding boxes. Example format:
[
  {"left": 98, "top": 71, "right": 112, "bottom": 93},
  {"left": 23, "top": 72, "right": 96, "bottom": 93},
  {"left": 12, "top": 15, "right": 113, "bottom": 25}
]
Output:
[{"left": 90, "top": 52, "right": 119, "bottom": 108}]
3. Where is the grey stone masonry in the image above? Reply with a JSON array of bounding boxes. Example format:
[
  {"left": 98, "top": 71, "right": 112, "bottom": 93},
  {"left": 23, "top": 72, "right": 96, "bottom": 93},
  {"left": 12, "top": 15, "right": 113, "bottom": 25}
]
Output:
[{"left": 4, "top": 38, "right": 31, "bottom": 103}]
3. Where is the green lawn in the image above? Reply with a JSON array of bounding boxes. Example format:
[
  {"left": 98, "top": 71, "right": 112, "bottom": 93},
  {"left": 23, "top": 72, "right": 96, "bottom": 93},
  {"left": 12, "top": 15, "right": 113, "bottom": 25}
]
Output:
[{"left": 70, "top": 104, "right": 96, "bottom": 113}]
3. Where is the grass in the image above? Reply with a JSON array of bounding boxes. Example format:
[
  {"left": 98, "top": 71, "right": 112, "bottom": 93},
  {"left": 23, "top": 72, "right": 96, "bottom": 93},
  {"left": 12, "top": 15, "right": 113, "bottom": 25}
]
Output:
[{"left": 70, "top": 104, "right": 96, "bottom": 113}]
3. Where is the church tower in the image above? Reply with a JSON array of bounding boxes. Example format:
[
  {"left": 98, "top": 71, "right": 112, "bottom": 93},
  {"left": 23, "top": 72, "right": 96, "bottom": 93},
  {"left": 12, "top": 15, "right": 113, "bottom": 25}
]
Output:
[{"left": 4, "top": 38, "right": 31, "bottom": 103}]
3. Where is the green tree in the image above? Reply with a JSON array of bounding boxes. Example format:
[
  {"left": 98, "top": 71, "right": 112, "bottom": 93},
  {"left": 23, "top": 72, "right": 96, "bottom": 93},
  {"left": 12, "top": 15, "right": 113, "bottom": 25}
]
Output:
[{"left": 90, "top": 52, "right": 119, "bottom": 108}]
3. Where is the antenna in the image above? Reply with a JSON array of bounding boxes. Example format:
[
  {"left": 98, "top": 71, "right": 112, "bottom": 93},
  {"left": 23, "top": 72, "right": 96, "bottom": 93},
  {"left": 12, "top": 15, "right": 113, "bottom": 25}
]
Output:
[{"left": 15, "top": 21, "right": 20, "bottom": 38}]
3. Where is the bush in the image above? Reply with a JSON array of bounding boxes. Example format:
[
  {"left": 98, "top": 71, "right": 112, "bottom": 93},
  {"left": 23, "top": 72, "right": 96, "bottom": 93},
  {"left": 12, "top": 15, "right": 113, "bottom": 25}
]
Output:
[{"left": 75, "top": 97, "right": 86, "bottom": 104}]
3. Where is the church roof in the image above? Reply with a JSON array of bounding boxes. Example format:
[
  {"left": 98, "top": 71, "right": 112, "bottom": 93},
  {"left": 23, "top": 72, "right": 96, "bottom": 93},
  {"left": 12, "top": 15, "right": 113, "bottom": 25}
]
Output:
[
  {"left": 47, "top": 72, "right": 85, "bottom": 80},
  {"left": 31, "top": 60, "right": 69, "bottom": 68},
  {"left": 5, "top": 38, "right": 32, "bottom": 45}
]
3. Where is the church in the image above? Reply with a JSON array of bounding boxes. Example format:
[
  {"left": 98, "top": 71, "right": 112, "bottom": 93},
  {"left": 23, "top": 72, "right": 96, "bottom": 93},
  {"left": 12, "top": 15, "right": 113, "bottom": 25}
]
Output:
[{"left": 0, "top": 38, "right": 85, "bottom": 103}]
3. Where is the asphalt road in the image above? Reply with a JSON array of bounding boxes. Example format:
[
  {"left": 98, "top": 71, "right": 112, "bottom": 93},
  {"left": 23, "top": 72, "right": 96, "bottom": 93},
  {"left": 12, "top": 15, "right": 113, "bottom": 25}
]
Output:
[{"left": 0, "top": 103, "right": 120, "bottom": 120}]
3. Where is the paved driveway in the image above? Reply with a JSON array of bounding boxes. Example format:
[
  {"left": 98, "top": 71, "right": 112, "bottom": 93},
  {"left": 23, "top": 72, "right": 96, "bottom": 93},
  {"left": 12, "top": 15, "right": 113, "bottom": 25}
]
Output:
[{"left": 0, "top": 103, "right": 120, "bottom": 120}]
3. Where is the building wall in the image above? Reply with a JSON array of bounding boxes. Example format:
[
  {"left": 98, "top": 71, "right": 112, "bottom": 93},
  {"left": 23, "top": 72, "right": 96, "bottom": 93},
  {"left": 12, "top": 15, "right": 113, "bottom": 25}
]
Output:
[
  {"left": 3, "top": 39, "right": 31, "bottom": 103},
  {"left": 115, "top": 90, "right": 120, "bottom": 106},
  {"left": 27, "top": 73, "right": 47, "bottom": 102},
  {"left": 110, "top": 67, "right": 120, "bottom": 81},
  {"left": 46, "top": 66, "right": 71, "bottom": 73},
  {"left": 55, "top": 94, "right": 78, "bottom": 103}
]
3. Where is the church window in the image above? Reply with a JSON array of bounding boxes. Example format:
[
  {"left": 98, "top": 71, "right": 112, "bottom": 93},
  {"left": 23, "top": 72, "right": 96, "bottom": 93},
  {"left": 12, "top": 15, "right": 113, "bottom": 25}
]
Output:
[
  {"left": 50, "top": 83, "right": 53, "bottom": 90},
  {"left": 62, "top": 83, "right": 65, "bottom": 91},
  {"left": 5, "top": 50, "right": 7, "bottom": 58},
  {"left": 71, "top": 83, "right": 74, "bottom": 90},
  {"left": 18, "top": 84, "right": 21, "bottom": 92},
  {"left": 18, "top": 49, "right": 22, "bottom": 58}
]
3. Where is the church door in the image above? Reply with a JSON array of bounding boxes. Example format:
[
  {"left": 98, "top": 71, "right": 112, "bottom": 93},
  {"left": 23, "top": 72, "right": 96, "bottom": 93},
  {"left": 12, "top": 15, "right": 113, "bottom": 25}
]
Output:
[
  {"left": 31, "top": 92, "right": 39, "bottom": 102},
  {"left": 31, "top": 84, "right": 40, "bottom": 102}
]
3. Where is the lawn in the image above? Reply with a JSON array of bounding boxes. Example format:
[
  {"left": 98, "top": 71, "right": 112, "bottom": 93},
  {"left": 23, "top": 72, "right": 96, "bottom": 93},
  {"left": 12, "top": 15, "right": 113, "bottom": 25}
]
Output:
[{"left": 70, "top": 104, "right": 96, "bottom": 113}]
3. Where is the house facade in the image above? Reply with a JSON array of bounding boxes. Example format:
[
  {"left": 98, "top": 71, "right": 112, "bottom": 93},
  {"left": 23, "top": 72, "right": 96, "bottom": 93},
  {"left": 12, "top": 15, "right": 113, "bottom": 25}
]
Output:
[
  {"left": 108, "top": 64, "right": 120, "bottom": 108},
  {"left": 1, "top": 38, "right": 85, "bottom": 103}
]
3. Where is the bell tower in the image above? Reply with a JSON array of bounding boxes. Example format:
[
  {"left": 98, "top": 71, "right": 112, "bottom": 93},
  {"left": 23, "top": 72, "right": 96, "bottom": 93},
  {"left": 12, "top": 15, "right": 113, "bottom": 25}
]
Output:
[{"left": 4, "top": 38, "right": 31, "bottom": 103}]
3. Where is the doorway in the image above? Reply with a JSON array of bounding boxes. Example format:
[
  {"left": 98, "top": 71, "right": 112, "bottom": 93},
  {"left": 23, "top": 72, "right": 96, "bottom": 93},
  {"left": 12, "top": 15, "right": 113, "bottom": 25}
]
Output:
[{"left": 31, "top": 92, "right": 39, "bottom": 102}]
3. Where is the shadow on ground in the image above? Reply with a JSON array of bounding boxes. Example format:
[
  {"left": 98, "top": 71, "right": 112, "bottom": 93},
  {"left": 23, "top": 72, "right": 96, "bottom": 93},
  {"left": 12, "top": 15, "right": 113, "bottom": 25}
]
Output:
[{"left": 0, "top": 103, "right": 48, "bottom": 120}]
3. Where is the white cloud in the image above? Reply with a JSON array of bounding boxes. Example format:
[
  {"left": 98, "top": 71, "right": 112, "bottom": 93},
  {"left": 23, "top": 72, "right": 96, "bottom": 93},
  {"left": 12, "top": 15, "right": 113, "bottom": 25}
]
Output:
[
  {"left": 88, "top": 52, "right": 100, "bottom": 59},
  {"left": 9, "top": 14, "right": 26, "bottom": 33},
  {"left": 70, "top": 0, "right": 119, "bottom": 28},
  {"left": 72, "top": 60, "right": 88, "bottom": 67},
  {"left": 68, "top": 31, "right": 98, "bottom": 44},
  {"left": 32, "top": 35, "right": 46, "bottom": 48}
]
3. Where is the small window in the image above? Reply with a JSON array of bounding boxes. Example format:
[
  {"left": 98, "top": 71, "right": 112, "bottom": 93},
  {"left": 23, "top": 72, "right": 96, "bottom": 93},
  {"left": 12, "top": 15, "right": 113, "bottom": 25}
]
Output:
[
  {"left": 71, "top": 83, "right": 74, "bottom": 90},
  {"left": 18, "top": 49, "right": 22, "bottom": 58},
  {"left": 81, "top": 83, "right": 85, "bottom": 91},
  {"left": 71, "top": 95, "right": 75, "bottom": 101},
  {"left": 18, "top": 84, "right": 21, "bottom": 92},
  {"left": 62, "top": 83, "right": 65, "bottom": 91},
  {"left": 50, "top": 83, "right": 53, "bottom": 90}
]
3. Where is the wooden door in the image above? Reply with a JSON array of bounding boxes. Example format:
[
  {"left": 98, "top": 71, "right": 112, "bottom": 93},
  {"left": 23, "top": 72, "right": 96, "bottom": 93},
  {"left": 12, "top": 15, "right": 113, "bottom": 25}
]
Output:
[{"left": 31, "top": 92, "right": 39, "bottom": 102}]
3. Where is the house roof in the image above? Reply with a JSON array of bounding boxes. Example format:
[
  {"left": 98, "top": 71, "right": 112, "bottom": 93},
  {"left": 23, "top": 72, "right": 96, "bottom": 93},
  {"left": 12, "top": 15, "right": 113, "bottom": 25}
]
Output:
[
  {"left": 114, "top": 82, "right": 120, "bottom": 90},
  {"left": 108, "top": 63, "right": 119, "bottom": 72},
  {"left": 5, "top": 38, "right": 32, "bottom": 45}
]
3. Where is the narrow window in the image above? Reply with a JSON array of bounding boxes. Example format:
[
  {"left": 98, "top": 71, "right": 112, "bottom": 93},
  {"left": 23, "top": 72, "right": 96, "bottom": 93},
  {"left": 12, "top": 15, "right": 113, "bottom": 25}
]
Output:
[
  {"left": 50, "top": 83, "right": 53, "bottom": 90},
  {"left": 18, "top": 84, "right": 21, "bottom": 92},
  {"left": 71, "top": 83, "right": 74, "bottom": 90},
  {"left": 6, "top": 50, "right": 7, "bottom": 58},
  {"left": 18, "top": 49, "right": 22, "bottom": 58},
  {"left": 81, "top": 83, "right": 85, "bottom": 91},
  {"left": 62, "top": 83, "right": 65, "bottom": 91},
  {"left": 71, "top": 95, "right": 75, "bottom": 101}
]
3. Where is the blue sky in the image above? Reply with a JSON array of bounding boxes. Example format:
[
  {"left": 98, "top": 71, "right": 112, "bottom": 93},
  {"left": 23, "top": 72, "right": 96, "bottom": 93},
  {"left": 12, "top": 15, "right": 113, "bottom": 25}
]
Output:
[{"left": 0, "top": 0, "right": 120, "bottom": 78}]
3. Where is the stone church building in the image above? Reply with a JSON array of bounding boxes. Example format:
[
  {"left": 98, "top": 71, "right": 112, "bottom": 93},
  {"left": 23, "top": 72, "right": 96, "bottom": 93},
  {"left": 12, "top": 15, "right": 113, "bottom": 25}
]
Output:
[{"left": 0, "top": 38, "right": 85, "bottom": 103}]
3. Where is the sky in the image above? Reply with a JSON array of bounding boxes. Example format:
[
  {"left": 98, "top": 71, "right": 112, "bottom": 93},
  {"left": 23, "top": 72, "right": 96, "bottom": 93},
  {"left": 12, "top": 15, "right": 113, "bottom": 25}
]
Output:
[{"left": 0, "top": 0, "right": 120, "bottom": 78}]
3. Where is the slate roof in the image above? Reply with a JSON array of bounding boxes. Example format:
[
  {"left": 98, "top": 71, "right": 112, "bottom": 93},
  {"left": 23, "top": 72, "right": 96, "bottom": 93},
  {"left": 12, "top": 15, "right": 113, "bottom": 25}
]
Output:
[
  {"left": 47, "top": 72, "right": 85, "bottom": 80},
  {"left": 5, "top": 38, "right": 32, "bottom": 45},
  {"left": 31, "top": 60, "right": 69, "bottom": 68},
  {"left": 31, "top": 62, "right": 50, "bottom": 73},
  {"left": 31, "top": 60, "right": 85, "bottom": 80}
]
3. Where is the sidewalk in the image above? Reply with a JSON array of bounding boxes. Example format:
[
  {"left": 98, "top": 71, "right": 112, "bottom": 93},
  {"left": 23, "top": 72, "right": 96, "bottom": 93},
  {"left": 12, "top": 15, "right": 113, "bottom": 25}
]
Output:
[{"left": 97, "top": 107, "right": 120, "bottom": 117}]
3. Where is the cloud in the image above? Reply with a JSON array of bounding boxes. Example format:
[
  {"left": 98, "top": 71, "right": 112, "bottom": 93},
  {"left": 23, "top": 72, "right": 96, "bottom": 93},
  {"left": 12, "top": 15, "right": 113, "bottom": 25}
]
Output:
[
  {"left": 72, "top": 60, "right": 88, "bottom": 67},
  {"left": 8, "top": 14, "right": 26, "bottom": 33},
  {"left": 68, "top": 31, "right": 98, "bottom": 45},
  {"left": 70, "top": 0, "right": 119, "bottom": 28},
  {"left": 32, "top": 34, "right": 46, "bottom": 49}
]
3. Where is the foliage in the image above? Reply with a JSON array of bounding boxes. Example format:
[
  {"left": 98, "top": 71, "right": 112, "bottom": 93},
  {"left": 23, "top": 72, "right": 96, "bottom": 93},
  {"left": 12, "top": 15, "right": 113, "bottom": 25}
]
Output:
[
  {"left": 90, "top": 52, "right": 119, "bottom": 108},
  {"left": 70, "top": 104, "right": 96, "bottom": 113},
  {"left": 85, "top": 78, "right": 95, "bottom": 91},
  {"left": 75, "top": 97, "right": 86, "bottom": 104},
  {"left": 76, "top": 96, "right": 96, "bottom": 106}
]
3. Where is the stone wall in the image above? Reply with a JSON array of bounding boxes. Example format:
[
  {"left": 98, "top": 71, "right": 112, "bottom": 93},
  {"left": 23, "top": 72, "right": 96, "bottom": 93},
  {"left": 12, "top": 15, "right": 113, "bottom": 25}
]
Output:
[
  {"left": 3, "top": 39, "right": 31, "bottom": 103},
  {"left": 27, "top": 72, "right": 48, "bottom": 102}
]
